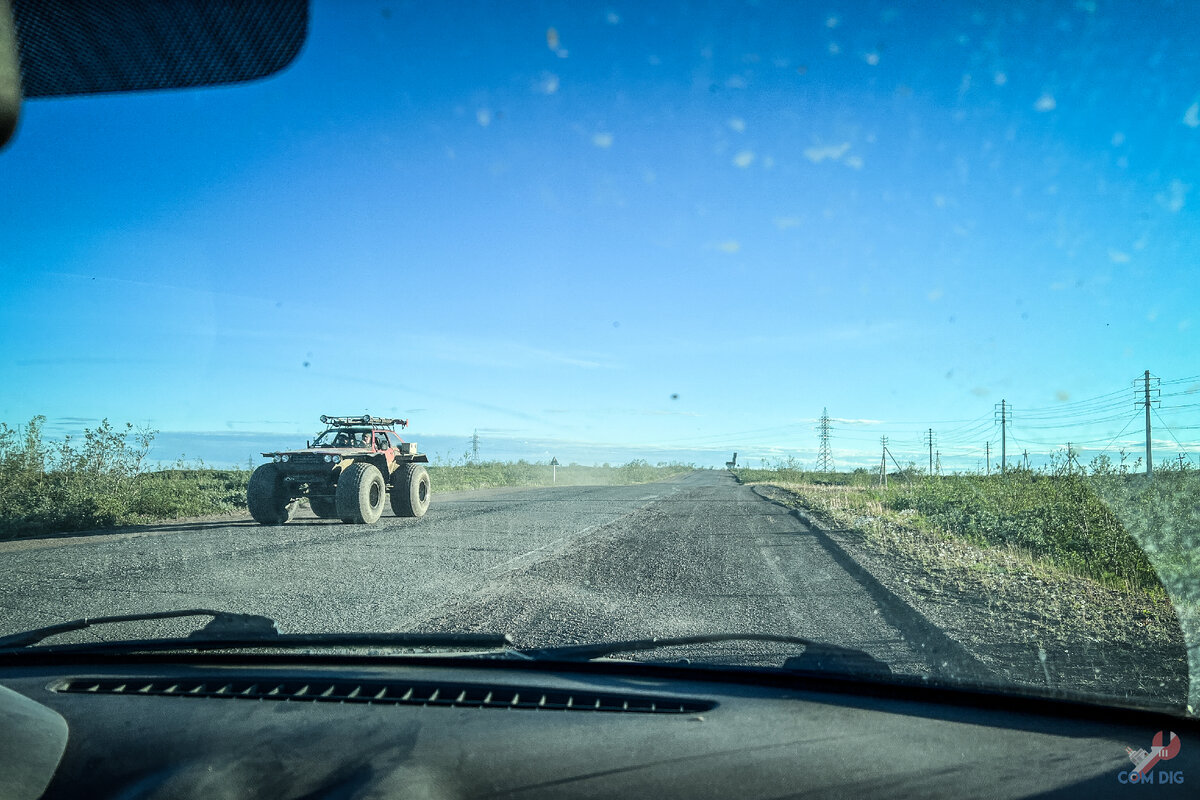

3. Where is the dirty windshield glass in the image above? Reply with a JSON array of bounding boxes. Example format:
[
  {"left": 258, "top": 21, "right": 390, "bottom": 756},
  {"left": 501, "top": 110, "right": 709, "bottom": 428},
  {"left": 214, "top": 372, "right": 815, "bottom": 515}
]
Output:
[{"left": 0, "top": 1, "right": 1196, "bottom": 717}]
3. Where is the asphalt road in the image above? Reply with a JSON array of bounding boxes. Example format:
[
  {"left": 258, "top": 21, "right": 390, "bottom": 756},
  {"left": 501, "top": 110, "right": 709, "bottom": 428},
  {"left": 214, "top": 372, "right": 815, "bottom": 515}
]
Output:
[{"left": 0, "top": 471, "right": 952, "bottom": 676}]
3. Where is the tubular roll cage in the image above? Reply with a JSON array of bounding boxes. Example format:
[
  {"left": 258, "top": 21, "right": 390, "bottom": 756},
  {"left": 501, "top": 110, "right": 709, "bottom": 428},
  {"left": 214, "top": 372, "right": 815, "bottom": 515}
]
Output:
[{"left": 319, "top": 415, "right": 409, "bottom": 429}]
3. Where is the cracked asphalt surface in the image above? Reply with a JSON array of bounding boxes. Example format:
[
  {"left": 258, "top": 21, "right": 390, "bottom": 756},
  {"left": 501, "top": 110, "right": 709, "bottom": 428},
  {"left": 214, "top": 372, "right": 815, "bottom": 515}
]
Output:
[{"left": 0, "top": 471, "right": 961, "bottom": 676}]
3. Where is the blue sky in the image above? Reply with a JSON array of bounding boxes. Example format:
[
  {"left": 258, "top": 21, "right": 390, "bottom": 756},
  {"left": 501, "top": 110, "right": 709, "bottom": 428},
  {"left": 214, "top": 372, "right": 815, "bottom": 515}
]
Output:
[{"left": 2, "top": 1, "right": 1200, "bottom": 469}]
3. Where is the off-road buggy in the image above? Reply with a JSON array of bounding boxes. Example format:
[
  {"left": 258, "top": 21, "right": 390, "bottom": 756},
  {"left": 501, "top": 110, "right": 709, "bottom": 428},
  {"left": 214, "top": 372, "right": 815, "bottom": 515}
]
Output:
[{"left": 248, "top": 415, "right": 431, "bottom": 525}]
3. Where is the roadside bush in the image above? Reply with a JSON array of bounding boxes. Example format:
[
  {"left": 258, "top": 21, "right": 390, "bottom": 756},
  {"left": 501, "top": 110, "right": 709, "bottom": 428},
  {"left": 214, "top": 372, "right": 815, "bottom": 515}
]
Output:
[{"left": 0, "top": 417, "right": 248, "bottom": 539}]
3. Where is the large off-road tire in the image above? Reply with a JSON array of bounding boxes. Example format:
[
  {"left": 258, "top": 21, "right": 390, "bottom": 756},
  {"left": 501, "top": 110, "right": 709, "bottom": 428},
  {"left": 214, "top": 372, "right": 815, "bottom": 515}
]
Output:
[
  {"left": 308, "top": 496, "right": 337, "bottom": 519},
  {"left": 247, "top": 464, "right": 292, "bottom": 525},
  {"left": 391, "top": 463, "right": 431, "bottom": 518},
  {"left": 336, "top": 462, "right": 386, "bottom": 524}
]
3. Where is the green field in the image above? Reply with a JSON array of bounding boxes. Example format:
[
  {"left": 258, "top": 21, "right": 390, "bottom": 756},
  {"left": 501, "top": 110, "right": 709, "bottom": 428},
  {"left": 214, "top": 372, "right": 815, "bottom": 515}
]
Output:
[{"left": 0, "top": 417, "right": 692, "bottom": 539}]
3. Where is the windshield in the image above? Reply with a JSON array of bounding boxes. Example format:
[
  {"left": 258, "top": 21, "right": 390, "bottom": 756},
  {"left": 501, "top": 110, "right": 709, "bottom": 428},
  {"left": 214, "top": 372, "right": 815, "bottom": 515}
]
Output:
[
  {"left": 311, "top": 429, "right": 371, "bottom": 448},
  {"left": 1, "top": 1, "right": 1197, "bottom": 717}
]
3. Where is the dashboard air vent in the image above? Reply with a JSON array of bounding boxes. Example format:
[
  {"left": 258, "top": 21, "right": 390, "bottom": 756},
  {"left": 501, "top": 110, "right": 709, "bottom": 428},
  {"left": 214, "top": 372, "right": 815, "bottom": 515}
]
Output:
[{"left": 52, "top": 677, "right": 715, "bottom": 714}]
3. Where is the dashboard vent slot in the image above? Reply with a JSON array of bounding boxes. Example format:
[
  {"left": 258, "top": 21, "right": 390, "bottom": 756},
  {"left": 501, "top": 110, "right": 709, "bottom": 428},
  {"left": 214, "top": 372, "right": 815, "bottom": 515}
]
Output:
[{"left": 52, "top": 678, "right": 715, "bottom": 714}]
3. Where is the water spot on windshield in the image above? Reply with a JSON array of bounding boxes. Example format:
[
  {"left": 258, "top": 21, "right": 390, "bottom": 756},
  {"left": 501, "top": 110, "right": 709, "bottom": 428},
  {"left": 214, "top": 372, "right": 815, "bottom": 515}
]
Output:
[
  {"left": 592, "top": 132, "right": 614, "bottom": 149},
  {"left": 732, "top": 151, "right": 755, "bottom": 168},
  {"left": 1034, "top": 93, "right": 1057, "bottom": 111}
]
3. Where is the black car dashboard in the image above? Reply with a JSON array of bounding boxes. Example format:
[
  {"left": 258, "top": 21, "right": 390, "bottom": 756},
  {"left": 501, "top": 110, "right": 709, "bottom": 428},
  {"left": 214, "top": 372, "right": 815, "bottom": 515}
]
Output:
[{"left": 2, "top": 655, "right": 1195, "bottom": 799}]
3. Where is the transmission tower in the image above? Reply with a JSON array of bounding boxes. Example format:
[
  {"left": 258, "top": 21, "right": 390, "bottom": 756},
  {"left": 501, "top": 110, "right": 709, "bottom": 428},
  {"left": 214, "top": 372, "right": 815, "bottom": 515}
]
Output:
[
  {"left": 815, "top": 408, "right": 834, "bottom": 471},
  {"left": 470, "top": 429, "right": 480, "bottom": 462}
]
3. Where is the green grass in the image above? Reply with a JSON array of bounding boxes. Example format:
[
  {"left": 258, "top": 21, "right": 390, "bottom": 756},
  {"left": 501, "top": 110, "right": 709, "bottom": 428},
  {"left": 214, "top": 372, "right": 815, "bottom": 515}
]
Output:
[{"left": 735, "top": 464, "right": 1197, "bottom": 598}]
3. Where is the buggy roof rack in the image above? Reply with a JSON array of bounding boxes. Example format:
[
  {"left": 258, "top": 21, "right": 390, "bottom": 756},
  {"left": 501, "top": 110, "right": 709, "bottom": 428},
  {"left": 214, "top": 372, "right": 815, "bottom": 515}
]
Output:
[{"left": 319, "top": 415, "right": 408, "bottom": 428}]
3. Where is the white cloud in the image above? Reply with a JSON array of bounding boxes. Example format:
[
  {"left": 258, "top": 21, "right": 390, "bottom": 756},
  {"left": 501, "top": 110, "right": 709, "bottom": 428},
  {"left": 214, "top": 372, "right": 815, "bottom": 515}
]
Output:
[
  {"left": 592, "top": 132, "right": 614, "bottom": 148},
  {"left": 803, "top": 142, "right": 851, "bottom": 163},
  {"left": 1108, "top": 249, "right": 1130, "bottom": 263},
  {"left": 732, "top": 150, "right": 755, "bottom": 168},
  {"left": 1034, "top": 93, "right": 1056, "bottom": 112},
  {"left": 1156, "top": 178, "right": 1190, "bottom": 213},
  {"left": 1184, "top": 102, "right": 1200, "bottom": 128},
  {"left": 728, "top": 118, "right": 746, "bottom": 133},
  {"left": 715, "top": 240, "right": 741, "bottom": 253}
]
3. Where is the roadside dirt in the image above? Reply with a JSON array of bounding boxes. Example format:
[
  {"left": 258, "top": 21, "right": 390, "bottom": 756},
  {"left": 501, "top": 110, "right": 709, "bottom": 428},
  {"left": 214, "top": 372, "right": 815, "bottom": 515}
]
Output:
[{"left": 752, "top": 483, "right": 1191, "bottom": 712}]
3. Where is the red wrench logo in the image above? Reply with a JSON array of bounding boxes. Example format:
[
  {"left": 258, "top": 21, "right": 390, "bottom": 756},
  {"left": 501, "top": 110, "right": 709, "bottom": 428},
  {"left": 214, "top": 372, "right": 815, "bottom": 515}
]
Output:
[{"left": 1137, "top": 731, "right": 1181, "bottom": 776}]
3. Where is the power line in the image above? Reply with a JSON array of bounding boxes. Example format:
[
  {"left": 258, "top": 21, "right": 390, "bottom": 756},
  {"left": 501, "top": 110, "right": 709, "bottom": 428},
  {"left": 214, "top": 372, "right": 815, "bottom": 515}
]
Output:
[
  {"left": 1095, "top": 414, "right": 1143, "bottom": 457},
  {"left": 1152, "top": 406, "right": 1188, "bottom": 454}
]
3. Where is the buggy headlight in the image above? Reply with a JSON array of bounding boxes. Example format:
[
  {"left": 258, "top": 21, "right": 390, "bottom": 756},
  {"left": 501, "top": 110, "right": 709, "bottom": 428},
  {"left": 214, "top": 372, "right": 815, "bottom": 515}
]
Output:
[
  {"left": 323, "top": 454, "right": 332, "bottom": 463},
  {"left": 272, "top": 455, "right": 281, "bottom": 463},
  {"left": 281, "top": 454, "right": 290, "bottom": 462},
  {"left": 331, "top": 455, "right": 341, "bottom": 464}
]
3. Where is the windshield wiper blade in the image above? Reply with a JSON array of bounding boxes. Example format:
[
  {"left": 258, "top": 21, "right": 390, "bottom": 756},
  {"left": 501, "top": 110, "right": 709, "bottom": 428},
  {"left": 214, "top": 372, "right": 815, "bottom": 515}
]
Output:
[
  {"left": 0, "top": 609, "right": 512, "bottom": 654},
  {"left": 521, "top": 633, "right": 892, "bottom": 676}
]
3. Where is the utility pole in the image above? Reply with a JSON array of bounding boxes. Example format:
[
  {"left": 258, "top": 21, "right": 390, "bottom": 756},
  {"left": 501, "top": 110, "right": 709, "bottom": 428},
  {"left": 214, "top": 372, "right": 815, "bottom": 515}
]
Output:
[
  {"left": 1066, "top": 442, "right": 1082, "bottom": 473},
  {"left": 995, "top": 400, "right": 1011, "bottom": 474},
  {"left": 924, "top": 428, "right": 936, "bottom": 475},
  {"left": 470, "top": 429, "right": 480, "bottom": 462},
  {"left": 986, "top": 442, "right": 990, "bottom": 475},
  {"left": 1143, "top": 370, "right": 1155, "bottom": 478},
  {"left": 880, "top": 436, "right": 888, "bottom": 488},
  {"left": 815, "top": 408, "right": 834, "bottom": 472},
  {"left": 1023, "top": 449, "right": 1029, "bottom": 470},
  {"left": 1179, "top": 453, "right": 1187, "bottom": 470}
]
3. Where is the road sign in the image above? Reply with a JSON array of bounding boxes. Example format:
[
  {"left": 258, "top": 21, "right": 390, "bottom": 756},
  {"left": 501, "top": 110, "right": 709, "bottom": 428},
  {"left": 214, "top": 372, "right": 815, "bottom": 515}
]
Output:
[{"left": 550, "top": 457, "right": 559, "bottom": 483}]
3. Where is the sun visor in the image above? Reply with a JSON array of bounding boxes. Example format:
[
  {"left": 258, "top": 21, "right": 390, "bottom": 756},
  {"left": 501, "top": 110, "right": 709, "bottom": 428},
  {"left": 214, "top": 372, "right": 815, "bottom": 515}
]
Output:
[
  {"left": 10, "top": 0, "right": 307, "bottom": 98},
  {"left": 0, "top": 0, "right": 19, "bottom": 148}
]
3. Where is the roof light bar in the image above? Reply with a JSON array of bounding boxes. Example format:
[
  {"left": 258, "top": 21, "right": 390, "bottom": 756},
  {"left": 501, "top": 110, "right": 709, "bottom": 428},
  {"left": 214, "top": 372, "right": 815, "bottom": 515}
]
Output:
[{"left": 319, "top": 415, "right": 409, "bottom": 428}]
